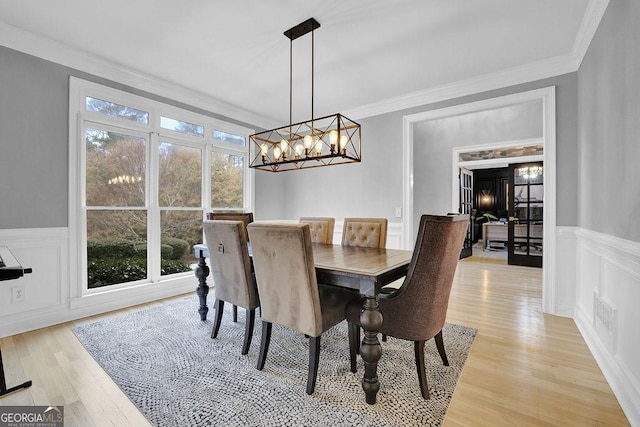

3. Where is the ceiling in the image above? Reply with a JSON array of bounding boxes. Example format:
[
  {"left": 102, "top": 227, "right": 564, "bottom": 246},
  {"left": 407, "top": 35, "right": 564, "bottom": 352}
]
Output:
[{"left": 0, "top": 0, "right": 598, "bottom": 128}]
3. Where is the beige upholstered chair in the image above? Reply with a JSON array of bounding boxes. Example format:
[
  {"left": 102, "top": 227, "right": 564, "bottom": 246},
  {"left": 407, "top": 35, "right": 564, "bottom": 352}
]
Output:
[
  {"left": 341, "top": 217, "right": 388, "bottom": 248},
  {"left": 247, "top": 222, "right": 359, "bottom": 395},
  {"left": 347, "top": 214, "right": 469, "bottom": 399},
  {"left": 299, "top": 217, "right": 335, "bottom": 244},
  {"left": 203, "top": 220, "right": 259, "bottom": 355},
  {"left": 206, "top": 212, "right": 254, "bottom": 322}
]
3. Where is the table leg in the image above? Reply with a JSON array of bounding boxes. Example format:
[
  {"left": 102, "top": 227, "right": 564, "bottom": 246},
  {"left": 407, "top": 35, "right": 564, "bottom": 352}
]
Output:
[
  {"left": 359, "top": 295, "right": 383, "bottom": 404},
  {"left": 195, "top": 254, "right": 210, "bottom": 321}
]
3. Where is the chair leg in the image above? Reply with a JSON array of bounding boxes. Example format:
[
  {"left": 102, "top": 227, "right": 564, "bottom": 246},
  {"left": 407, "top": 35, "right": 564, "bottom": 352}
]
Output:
[
  {"left": 210, "top": 299, "right": 224, "bottom": 339},
  {"left": 382, "top": 334, "right": 387, "bottom": 342},
  {"left": 307, "top": 336, "right": 321, "bottom": 395},
  {"left": 355, "top": 325, "right": 360, "bottom": 354},
  {"left": 233, "top": 305, "right": 238, "bottom": 322},
  {"left": 241, "top": 309, "right": 256, "bottom": 355},
  {"left": 348, "top": 322, "right": 358, "bottom": 373},
  {"left": 434, "top": 330, "right": 449, "bottom": 366},
  {"left": 257, "top": 321, "right": 272, "bottom": 370},
  {"left": 414, "top": 340, "right": 430, "bottom": 399}
]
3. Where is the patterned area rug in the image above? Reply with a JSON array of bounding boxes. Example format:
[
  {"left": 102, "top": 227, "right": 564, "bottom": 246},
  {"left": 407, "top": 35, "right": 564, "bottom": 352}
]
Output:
[{"left": 73, "top": 297, "right": 476, "bottom": 426}]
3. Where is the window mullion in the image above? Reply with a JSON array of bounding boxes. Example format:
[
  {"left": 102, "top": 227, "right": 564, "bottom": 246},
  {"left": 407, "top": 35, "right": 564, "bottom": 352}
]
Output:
[
  {"left": 148, "top": 132, "right": 161, "bottom": 282},
  {"left": 203, "top": 143, "right": 212, "bottom": 216}
]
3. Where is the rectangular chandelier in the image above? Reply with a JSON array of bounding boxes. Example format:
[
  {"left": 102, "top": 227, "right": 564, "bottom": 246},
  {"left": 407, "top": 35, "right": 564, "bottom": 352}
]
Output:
[
  {"left": 249, "top": 18, "right": 362, "bottom": 172},
  {"left": 249, "top": 113, "right": 361, "bottom": 172}
]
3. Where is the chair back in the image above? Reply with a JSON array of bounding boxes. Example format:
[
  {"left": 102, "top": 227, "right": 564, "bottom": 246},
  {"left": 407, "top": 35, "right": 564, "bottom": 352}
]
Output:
[
  {"left": 203, "top": 220, "right": 258, "bottom": 310},
  {"left": 299, "top": 217, "right": 335, "bottom": 244},
  {"left": 380, "top": 214, "right": 469, "bottom": 341},
  {"left": 341, "top": 217, "right": 388, "bottom": 248},
  {"left": 207, "top": 212, "right": 253, "bottom": 238},
  {"left": 247, "top": 223, "right": 323, "bottom": 337}
]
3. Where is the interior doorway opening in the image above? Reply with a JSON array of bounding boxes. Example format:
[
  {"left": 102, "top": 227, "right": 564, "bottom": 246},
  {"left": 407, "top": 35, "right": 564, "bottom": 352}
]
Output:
[{"left": 403, "top": 86, "right": 557, "bottom": 313}]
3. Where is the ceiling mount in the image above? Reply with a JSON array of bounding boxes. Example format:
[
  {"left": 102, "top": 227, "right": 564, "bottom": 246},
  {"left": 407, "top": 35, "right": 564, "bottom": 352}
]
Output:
[{"left": 284, "top": 18, "right": 320, "bottom": 41}]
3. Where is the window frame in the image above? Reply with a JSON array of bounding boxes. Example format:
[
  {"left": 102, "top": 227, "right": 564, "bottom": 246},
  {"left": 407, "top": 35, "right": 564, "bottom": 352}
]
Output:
[{"left": 69, "top": 77, "right": 254, "bottom": 299}]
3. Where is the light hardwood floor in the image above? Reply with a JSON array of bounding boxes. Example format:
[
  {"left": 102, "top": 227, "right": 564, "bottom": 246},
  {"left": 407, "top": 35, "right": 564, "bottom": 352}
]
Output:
[{"left": 0, "top": 253, "right": 629, "bottom": 426}]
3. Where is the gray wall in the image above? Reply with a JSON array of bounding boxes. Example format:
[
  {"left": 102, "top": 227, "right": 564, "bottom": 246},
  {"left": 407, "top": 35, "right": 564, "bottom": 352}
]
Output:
[
  {"left": 578, "top": 0, "right": 640, "bottom": 243},
  {"left": 1, "top": 45, "right": 581, "bottom": 236},
  {"left": 255, "top": 73, "right": 579, "bottom": 237},
  {"left": 413, "top": 101, "right": 543, "bottom": 236},
  {"left": 0, "top": 45, "right": 257, "bottom": 229}
]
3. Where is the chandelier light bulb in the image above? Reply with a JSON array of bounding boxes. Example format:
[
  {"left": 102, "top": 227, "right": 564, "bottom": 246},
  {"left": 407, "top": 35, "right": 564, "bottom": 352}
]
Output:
[{"left": 339, "top": 134, "right": 348, "bottom": 154}]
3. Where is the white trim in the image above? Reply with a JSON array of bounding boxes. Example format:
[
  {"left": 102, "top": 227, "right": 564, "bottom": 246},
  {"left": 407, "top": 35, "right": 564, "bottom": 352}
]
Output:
[
  {"left": 69, "top": 77, "right": 253, "bottom": 299},
  {"left": 572, "top": 227, "right": 640, "bottom": 426},
  {"left": 402, "top": 86, "right": 558, "bottom": 315},
  {"left": 0, "top": 2, "right": 609, "bottom": 127},
  {"left": 0, "top": 22, "right": 278, "bottom": 130},
  {"left": 453, "top": 137, "right": 544, "bottom": 179},
  {"left": 572, "top": 0, "right": 611, "bottom": 67},
  {"left": 345, "top": 55, "right": 573, "bottom": 120}
]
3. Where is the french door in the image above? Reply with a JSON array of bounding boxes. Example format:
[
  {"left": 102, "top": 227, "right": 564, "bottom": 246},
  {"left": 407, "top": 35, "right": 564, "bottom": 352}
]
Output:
[
  {"left": 459, "top": 167, "right": 473, "bottom": 259},
  {"left": 507, "top": 162, "right": 543, "bottom": 267}
]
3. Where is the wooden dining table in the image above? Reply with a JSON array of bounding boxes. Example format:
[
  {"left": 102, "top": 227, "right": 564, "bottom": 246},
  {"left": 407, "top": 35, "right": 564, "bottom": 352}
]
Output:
[{"left": 192, "top": 242, "right": 413, "bottom": 405}]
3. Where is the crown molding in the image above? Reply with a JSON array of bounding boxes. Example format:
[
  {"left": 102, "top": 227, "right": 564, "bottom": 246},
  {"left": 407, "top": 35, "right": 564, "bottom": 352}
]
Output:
[
  {"left": 344, "top": 0, "right": 610, "bottom": 120},
  {"left": 2, "top": 0, "right": 610, "bottom": 126},
  {"left": 572, "top": 0, "right": 610, "bottom": 67},
  {"left": 344, "top": 54, "right": 577, "bottom": 120},
  {"left": 0, "top": 22, "right": 279, "bottom": 130}
]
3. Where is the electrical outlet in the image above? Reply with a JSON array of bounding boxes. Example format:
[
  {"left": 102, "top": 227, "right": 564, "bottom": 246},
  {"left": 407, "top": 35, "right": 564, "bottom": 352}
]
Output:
[{"left": 12, "top": 286, "right": 25, "bottom": 303}]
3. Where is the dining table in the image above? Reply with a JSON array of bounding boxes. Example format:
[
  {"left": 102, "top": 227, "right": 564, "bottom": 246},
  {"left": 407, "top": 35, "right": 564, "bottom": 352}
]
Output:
[{"left": 192, "top": 242, "right": 413, "bottom": 405}]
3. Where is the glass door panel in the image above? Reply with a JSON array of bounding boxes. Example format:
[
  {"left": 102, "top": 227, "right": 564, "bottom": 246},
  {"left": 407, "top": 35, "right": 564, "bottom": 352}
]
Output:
[{"left": 508, "top": 163, "right": 543, "bottom": 267}]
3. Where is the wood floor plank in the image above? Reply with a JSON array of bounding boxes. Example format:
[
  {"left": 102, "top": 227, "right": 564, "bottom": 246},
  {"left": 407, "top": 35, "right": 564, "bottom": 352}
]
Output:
[{"left": 0, "top": 253, "right": 629, "bottom": 426}]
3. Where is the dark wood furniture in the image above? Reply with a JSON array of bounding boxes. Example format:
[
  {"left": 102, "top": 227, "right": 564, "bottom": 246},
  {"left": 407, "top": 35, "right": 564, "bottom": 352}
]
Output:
[
  {"left": 192, "top": 240, "right": 413, "bottom": 404},
  {"left": 0, "top": 246, "right": 33, "bottom": 397}
]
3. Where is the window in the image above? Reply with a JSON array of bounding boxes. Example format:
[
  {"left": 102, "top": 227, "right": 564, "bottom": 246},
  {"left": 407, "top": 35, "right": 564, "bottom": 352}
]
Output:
[
  {"left": 71, "top": 78, "right": 253, "bottom": 294},
  {"left": 86, "top": 97, "right": 149, "bottom": 124},
  {"left": 161, "top": 116, "right": 204, "bottom": 137}
]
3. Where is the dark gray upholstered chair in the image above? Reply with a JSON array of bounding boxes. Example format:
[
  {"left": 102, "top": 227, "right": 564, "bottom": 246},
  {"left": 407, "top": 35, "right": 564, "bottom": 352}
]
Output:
[
  {"left": 347, "top": 214, "right": 469, "bottom": 399},
  {"left": 206, "top": 212, "right": 254, "bottom": 322},
  {"left": 203, "top": 220, "right": 259, "bottom": 355},
  {"left": 341, "top": 217, "right": 388, "bottom": 248},
  {"left": 247, "top": 222, "right": 359, "bottom": 395},
  {"left": 299, "top": 217, "right": 335, "bottom": 244}
]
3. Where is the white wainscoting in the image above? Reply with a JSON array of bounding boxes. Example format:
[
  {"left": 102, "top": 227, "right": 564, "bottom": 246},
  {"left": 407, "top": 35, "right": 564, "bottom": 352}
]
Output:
[
  {"left": 0, "top": 227, "right": 196, "bottom": 338},
  {"left": 571, "top": 227, "right": 640, "bottom": 426}
]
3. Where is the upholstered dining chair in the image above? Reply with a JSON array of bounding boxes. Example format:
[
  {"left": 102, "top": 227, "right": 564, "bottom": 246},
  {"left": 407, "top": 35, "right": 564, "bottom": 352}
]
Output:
[
  {"left": 347, "top": 214, "right": 469, "bottom": 399},
  {"left": 299, "top": 217, "right": 335, "bottom": 244},
  {"left": 203, "top": 220, "right": 259, "bottom": 355},
  {"left": 341, "top": 217, "right": 388, "bottom": 248},
  {"left": 247, "top": 222, "right": 359, "bottom": 395},
  {"left": 206, "top": 212, "right": 254, "bottom": 322}
]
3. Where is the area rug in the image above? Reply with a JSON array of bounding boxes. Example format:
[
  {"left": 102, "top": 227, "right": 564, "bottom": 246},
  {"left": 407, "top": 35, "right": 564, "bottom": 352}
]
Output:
[{"left": 73, "top": 297, "right": 476, "bottom": 427}]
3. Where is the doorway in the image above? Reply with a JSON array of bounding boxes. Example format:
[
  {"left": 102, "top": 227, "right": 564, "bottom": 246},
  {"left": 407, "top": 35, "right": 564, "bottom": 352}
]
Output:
[{"left": 402, "top": 86, "right": 556, "bottom": 313}]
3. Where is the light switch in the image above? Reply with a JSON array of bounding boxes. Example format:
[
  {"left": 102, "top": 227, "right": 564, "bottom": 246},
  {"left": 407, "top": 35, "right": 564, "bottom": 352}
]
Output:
[{"left": 395, "top": 207, "right": 402, "bottom": 218}]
